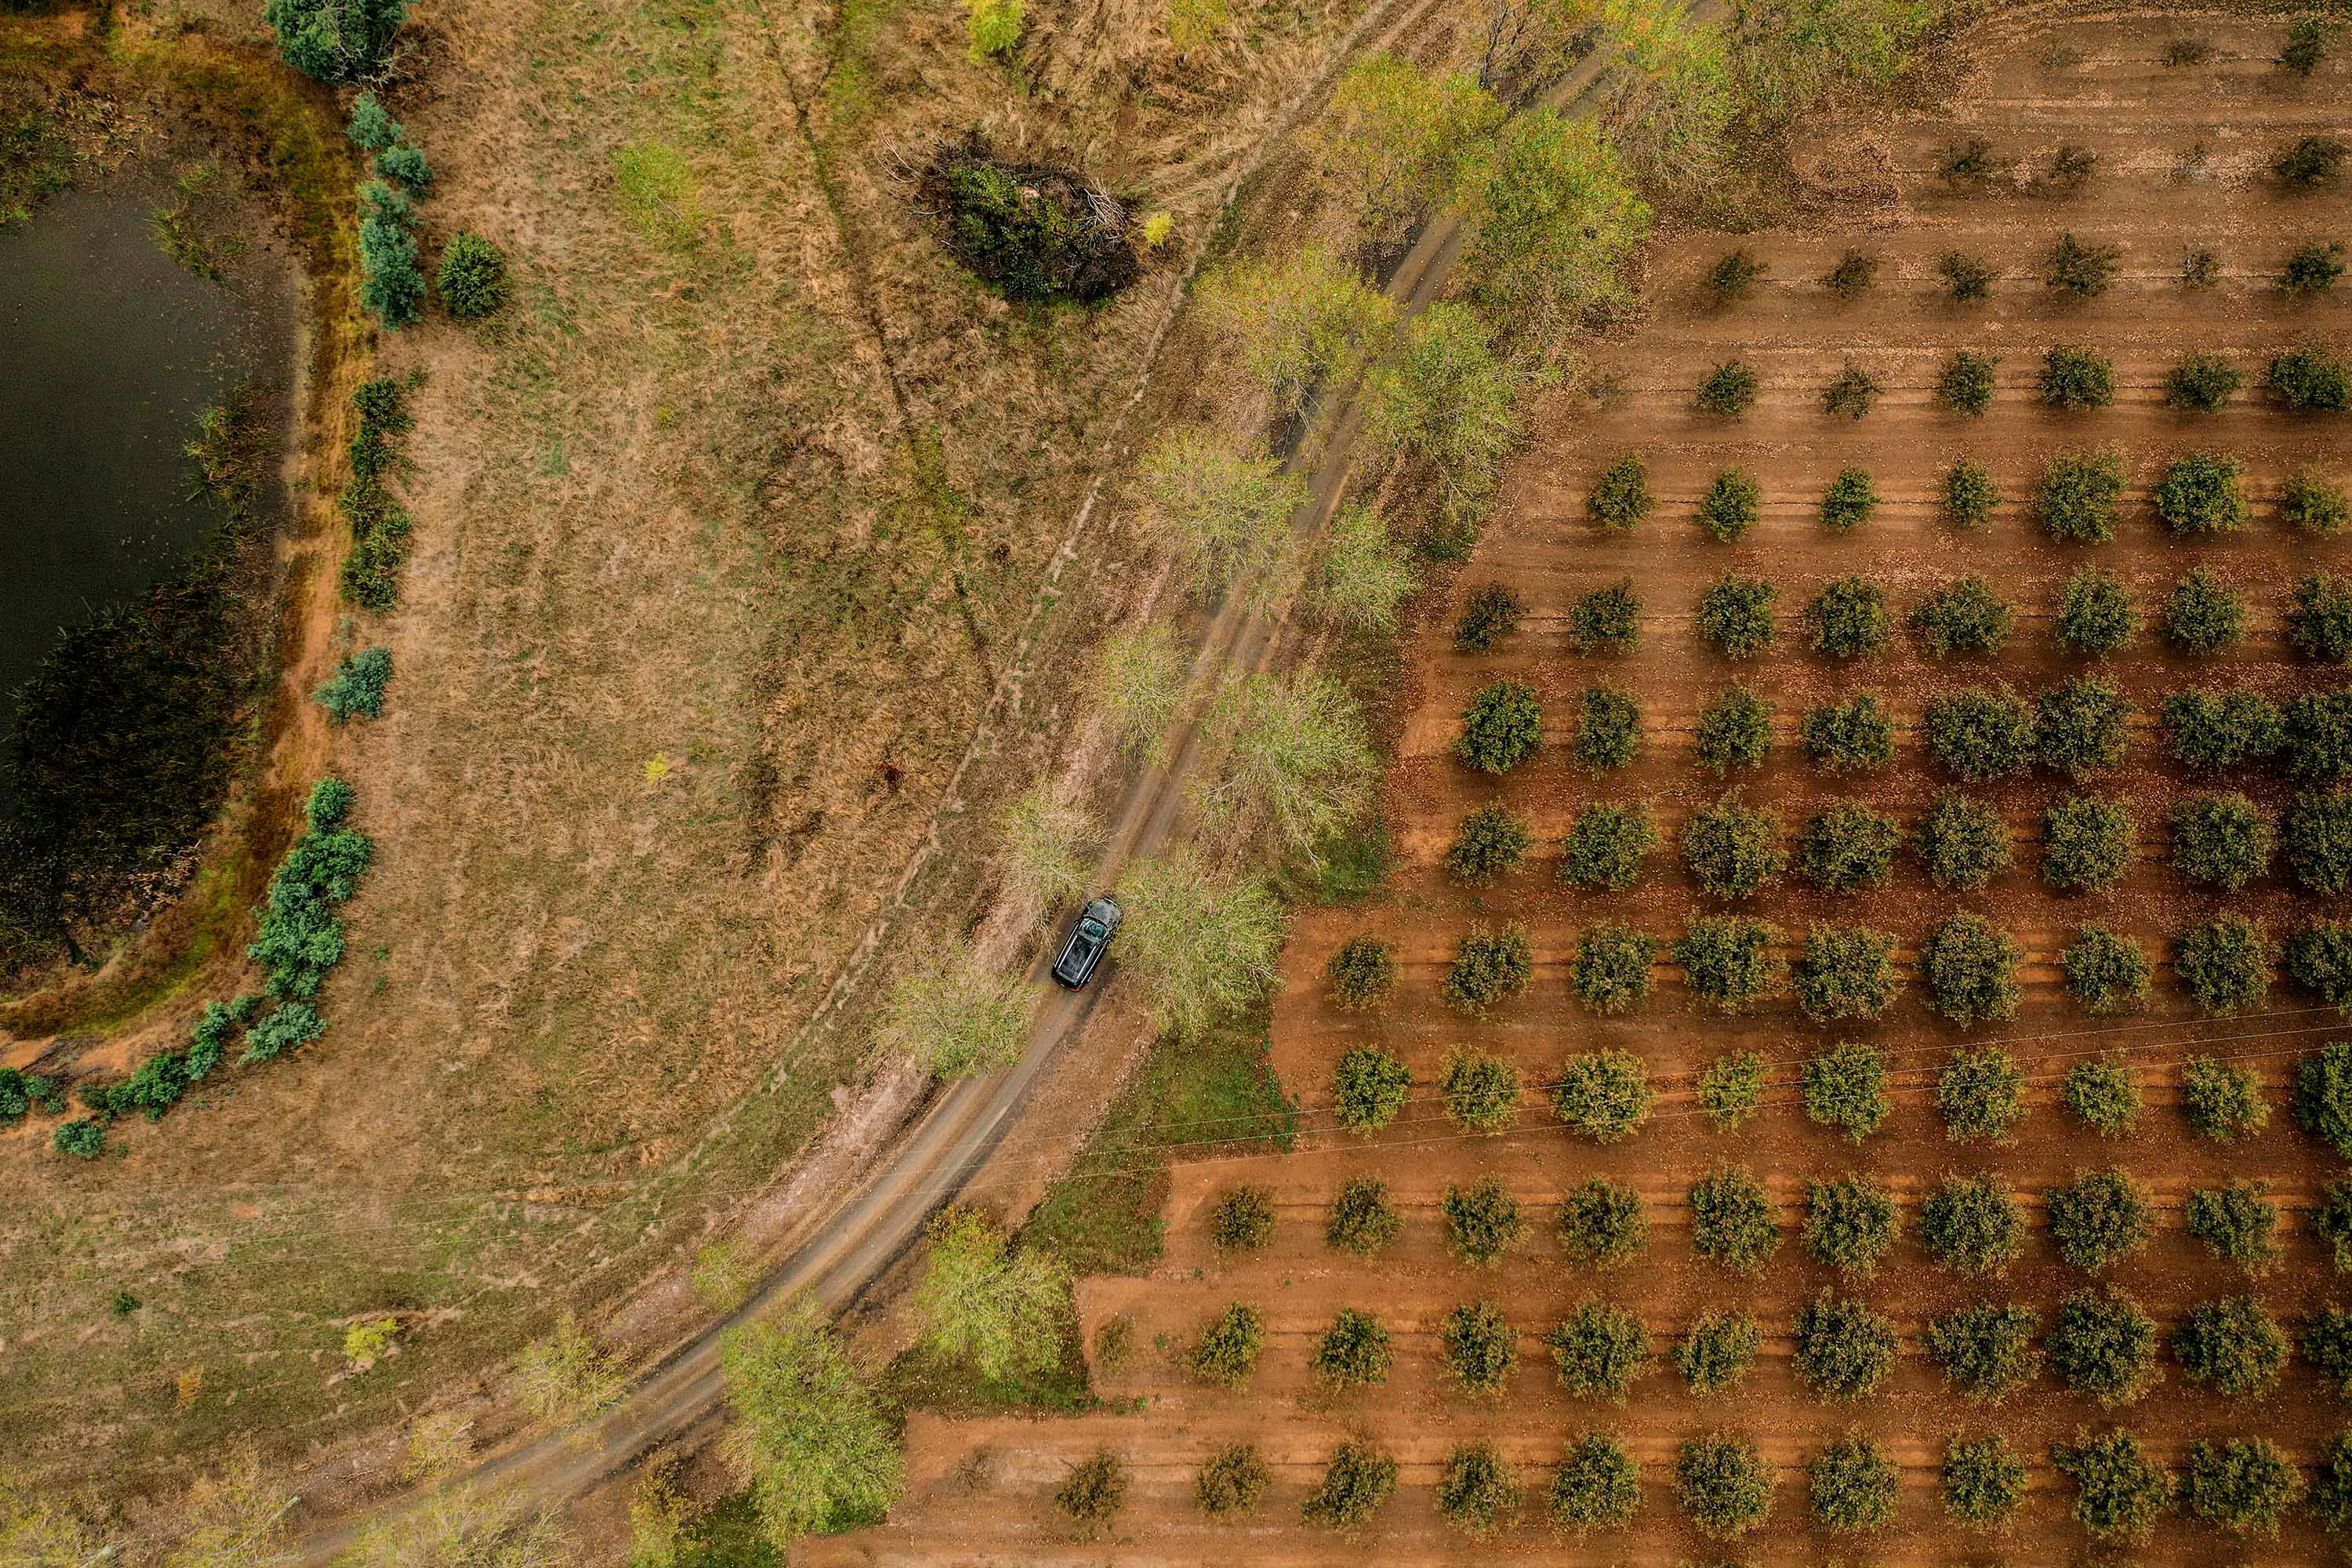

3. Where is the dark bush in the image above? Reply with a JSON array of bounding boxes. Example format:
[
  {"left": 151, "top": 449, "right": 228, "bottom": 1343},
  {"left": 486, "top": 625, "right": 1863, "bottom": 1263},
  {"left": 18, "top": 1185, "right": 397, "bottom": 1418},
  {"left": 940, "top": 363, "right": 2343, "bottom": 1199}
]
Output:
[
  {"left": 1682, "top": 796, "right": 1786, "bottom": 899},
  {"left": 1795, "top": 924, "right": 1900, "bottom": 1022},
  {"left": 1675, "top": 916, "right": 1780, "bottom": 1012},
  {"left": 2176, "top": 919, "right": 2275, "bottom": 1016},
  {"left": 1798, "top": 803, "right": 1899, "bottom": 891},
  {"left": 2321, "top": 1178, "right": 2352, "bottom": 1273},
  {"left": 1808, "top": 1435, "right": 1896, "bottom": 1534},
  {"left": 1208, "top": 1185, "right": 1275, "bottom": 1250},
  {"left": 1440, "top": 1300, "right": 1517, "bottom": 1396},
  {"left": 1912, "top": 576, "right": 2011, "bottom": 655},
  {"left": 1944, "top": 459, "right": 1999, "bottom": 528},
  {"left": 1196, "top": 1442, "right": 1271, "bottom": 1517},
  {"left": 1689, "top": 1165, "right": 1779, "bottom": 1272},
  {"left": 1695, "top": 361, "right": 1759, "bottom": 417},
  {"left": 2063, "top": 933, "right": 2150, "bottom": 1019},
  {"left": 1301, "top": 1439, "right": 1397, "bottom": 1530},
  {"left": 1924, "top": 913, "right": 2024, "bottom": 1025},
  {"left": 1708, "top": 248, "right": 1765, "bottom": 299},
  {"left": 1443, "top": 926, "right": 1534, "bottom": 1015},
  {"left": 1548, "top": 1433, "right": 1639, "bottom": 1531},
  {"left": 1558, "top": 1178, "right": 1647, "bottom": 1267},
  {"left": 2045, "top": 231, "right": 2122, "bottom": 297},
  {"left": 1792, "top": 1290, "right": 1899, "bottom": 1401},
  {"left": 2287, "top": 241, "right": 2348, "bottom": 293},
  {"left": 1802, "top": 1040, "right": 1889, "bottom": 1142},
  {"left": 1445, "top": 804, "right": 1533, "bottom": 885},
  {"left": 2048, "top": 1287, "right": 2160, "bottom": 1405},
  {"left": 1803, "top": 1174, "right": 1900, "bottom": 1279},
  {"left": 1455, "top": 583, "right": 1525, "bottom": 652},
  {"left": 1821, "top": 365, "right": 1881, "bottom": 421},
  {"left": 1326, "top": 1174, "right": 1402, "bottom": 1254},
  {"left": 1548, "top": 1298, "right": 1652, "bottom": 1400},
  {"left": 1919, "top": 791, "right": 2013, "bottom": 889},
  {"left": 1801, "top": 697, "right": 1894, "bottom": 774},
  {"left": 265, "top": 0, "right": 406, "bottom": 82},
  {"left": 2183, "top": 245, "right": 2222, "bottom": 288},
  {"left": 1188, "top": 1301, "right": 1265, "bottom": 1386},
  {"left": 2277, "top": 133, "right": 2347, "bottom": 185},
  {"left": 2157, "top": 452, "right": 2249, "bottom": 535},
  {"left": 1443, "top": 1175, "right": 1523, "bottom": 1265},
  {"left": 2046, "top": 1169, "right": 2155, "bottom": 1271},
  {"left": 1944, "top": 1435, "right": 2027, "bottom": 1526},
  {"left": 2283, "top": 16, "right": 2327, "bottom": 74},
  {"left": 2044, "top": 141, "right": 2097, "bottom": 189},
  {"left": 53, "top": 1118, "right": 106, "bottom": 1160},
  {"left": 2165, "top": 689, "right": 2284, "bottom": 774},
  {"left": 1924, "top": 688, "right": 2037, "bottom": 781},
  {"left": 1824, "top": 249, "right": 1879, "bottom": 298},
  {"left": 1436, "top": 1440, "right": 1522, "bottom": 1536},
  {"left": 2290, "top": 924, "right": 2352, "bottom": 1010},
  {"left": 1938, "top": 250, "right": 1997, "bottom": 300},
  {"left": 1804, "top": 577, "right": 1890, "bottom": 657},
  {"left": 1439, "top": 1047, "right": 1520, "bottom": 1130},
  {"left": 1560, "top": 803, "right": 1660, "bottom": 892},
  {"left": 1454, "top": 680, "right": 1541, "bottom": 773},
  {"left": 2173, "top": 1294, "right": 2289, "bottom": 1397},
  {"left": 1326, "top": 937, "right": 1397, "bottom": 1011},
  {"left": 1940, "top": 1046, "right": 2026, "bottom": 1142},
  {"left": 1565, "top": 580, "right": 1641, "bottom": 654},
  {"left": 1312, "top": 1307, "right": 1393, "bottom": 1390},
  {"left": 2051, "top": 1428, "right": 2170, "bottom": 1544},
  {"left": 1054, "top": 1450, "right": 1127, "bottom": 1531},
  {"left": 2162, "top": 567, "right": 2245, "bottom": 654},
  {"left": 2183, "top": 1053, "right": 2269, "bottom": 1139},
  {"left": 2041, "top": 344, "right": 2116, "bottom": 407},
  {"left": 1697, "top": 467, "right": 1763, "bottom": 541},
  {"left": 2038, "top": 677, "right": 2131, "bottom": 781},
  {"left": 1571, "top": 686, "right": 1642, "bottom": 771},
  {"left": 357, "top": 182, "right": 424, "bottom": 330},
  {"left": 1571, "top": 924, "right": 1657, "bottom": 1017},
  {"left": 2039, "top": 448, "right": 2125, "bottom": 542},
  {"left": 1552, "top": 1049, "right": 1652, "bottom": 1141},
  {"left": 1925, "top": 1302, "right": 2041, "bottom": 1399},
  {"left": 2181, "top": 1437, "right": 2303, "bottom": 1539},
  {"left": 2288, "top": 688, "right": 2352, "bottom": 780},
  {"left": 1695, "top": 686, "right": 1773, "bottom": 775},
  {"left": 2293, "top": 575, "right": 2352, "bottom": 662},
  {"left": 2055, "top": 568, "right": 2136, "bottom": 655},
  {"left": 1674, "top": 1433, "right": 1775, "bottom": 1541},
  {"left": 1938, "top": 350, "right": 1999, "bottom": 416},
  {"left": 1675, "top": 1311, "right": 1760, "bottom": 1394},
  {"left": 315, "top": 646, "right": 394, "bottom": 724},
  {"left": 2305, "top": 1308, "right": 2352, "bottom": 1395},
  {"left": 924, "top": 140, "right": 1139, "bottom": 303},
  {"left": 437, "top": 232, "right": 508, "bottom": 319},
  {"left": 2187, "top": 1179, "right": 2280, "bottom": 1273},
  {"left": 1695, "top": 1050, "right": 1767, "bottom": 1131},
  {"left": 2268, "top": 346, "right": 2352, "bottom": 412},
  {"left": 2166, "top": 351, "right": 2241, "bottom": 411},
  {"left": 1586, "top": 452, "right": 1651, "bottom": 530},
  {"left": 1332, "top": 1045, "right": 1410, "bottom": 1132},
  {"left": 2172, "top": 793, "right": 2274, "bottom": 890},
  {"left": 2297, "top": 1039, "right": 2352, "bottom": 1156},
  {"left": 1697, "top": 572, "right": 1776, "bottom": 657},
  {"left": 2042, "top": 793, "right": 2136, "bottom": 894},
  {"left": 1920, "top": 1173, "right": 2024, "bottom": 1273},
  {"left": 2285, "top": 467, "right": 2352, "bottom": 534}
]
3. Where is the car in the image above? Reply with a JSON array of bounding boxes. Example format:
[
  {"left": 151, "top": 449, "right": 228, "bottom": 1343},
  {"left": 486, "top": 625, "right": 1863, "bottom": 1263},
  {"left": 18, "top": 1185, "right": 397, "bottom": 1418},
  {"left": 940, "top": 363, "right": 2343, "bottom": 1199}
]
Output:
[{"left": 1051, "top": 895, "right": 1123, "bottom": 989}]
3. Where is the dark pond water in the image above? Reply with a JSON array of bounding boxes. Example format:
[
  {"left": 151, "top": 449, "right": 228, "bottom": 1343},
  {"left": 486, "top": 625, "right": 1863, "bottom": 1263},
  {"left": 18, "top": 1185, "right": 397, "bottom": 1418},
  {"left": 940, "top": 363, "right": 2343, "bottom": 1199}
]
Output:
[{"left": 0, "top": 183, "right": 274, "bottom": 806}]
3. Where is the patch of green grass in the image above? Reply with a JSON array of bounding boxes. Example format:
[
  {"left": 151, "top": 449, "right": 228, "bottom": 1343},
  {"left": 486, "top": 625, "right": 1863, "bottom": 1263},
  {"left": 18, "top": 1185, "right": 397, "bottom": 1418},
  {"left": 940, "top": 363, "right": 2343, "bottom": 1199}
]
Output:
[{"left": 1022, "top": 1008, "right": 1296, "bottom": 1275}]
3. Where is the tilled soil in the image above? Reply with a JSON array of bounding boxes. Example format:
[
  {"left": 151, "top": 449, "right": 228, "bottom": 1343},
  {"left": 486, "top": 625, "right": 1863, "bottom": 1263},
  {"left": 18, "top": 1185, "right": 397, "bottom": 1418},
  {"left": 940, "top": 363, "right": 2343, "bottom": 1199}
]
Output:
[{"left": 816, "top": 9, "right": 2352, "bottom": 1562}]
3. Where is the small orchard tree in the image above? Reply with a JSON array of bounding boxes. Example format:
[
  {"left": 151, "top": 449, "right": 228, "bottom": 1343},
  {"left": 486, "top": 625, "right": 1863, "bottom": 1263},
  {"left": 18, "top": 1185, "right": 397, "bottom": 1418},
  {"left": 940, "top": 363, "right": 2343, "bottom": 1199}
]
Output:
[
  {"left": 1694, "top": 361, "right": 1759, "bottom": 416},
  {"left": 1938, "top": 249, "right": 1997, "bottom": 299},
  {"left": 2047, "top": 1287, "right": 2160, "bottom": 1406},
  {"left": 2045, "top": 231, "right": 2121, "bottom": 297},
  {"left": 2287, "top": 788, "right": 2352, "bottom": 895},
  {"left": 1675, "top": 1433, "right": 1774, "bottom": 1541},
  {"left": 2323, "top": 1435, "right": 2352, "bottom": 1536},
  {"left": 1824, "top": 249, "right": 1879, "bottom": 297},
  {"left": 1301, "top": 1439, "right": 1398, "bottom": 1531},
  {"left": 2046, "top": 1169, "right": 2156, "bottom": 1271},
  {"left": 1804, "top": 576, "right": 1891, "bottom": 656},
  {"left": 1923, "top": 688, "right": 2037, "bottom": 781},
  {"left": 2285, "top": 241, "right": 2350, "bottom": 293},
  {"left": 2172, "top": 1294, "right": 2289, "bottom": 1397},
  {"left": 1560, "top": 802, "right": 1661, "bottom": 891},
  {"left": 1923, "top": 913, "right": 2024, "bottom": 1026},
  {"left": 2187, "top": 1180, "right": 2281, "bottom": 1273},
  {"left": 1944, "top": 1435, "right": 2027, "bottom": 1526},
  {"left": 1443, "top": 1175, "right": 1523, "bottom": 1265},
  {"left": 1682, "top": 796, "right": 1788, "bottom": 899},
  {"left": 1570, "top": 686, "right": 1643, "bottom": 771},
  {"left": 2038, "top": 677, "right": 2132, "bottom": 781},
  {"left": 720, "top": 1298, "right": 902, "bottom": 1547},
  {"left": 2063, "top": 1051, "right": 2143, "bottom": 1131},
  {"left": 1798, "top": 803, "right": 1899, "bottom": 891},
  {"left": 1439, "top": 1047, "right": 1521, "bottom": 1131},
  {"left": 1675, "top": 1310, "right": 1762, "bottom": 1393},
  {"left": 2175, "top": 918, "right": 2275, "bottom": 1016},
  {"left": 1911, "top": 575, "right": 2012, "bottom": 655},
  {"left": 1054, "top": 1451, "right": 1127, "bottom": 1535},
  {"left": 1697, "top": 468, "right": 1763, "bottom": 540},
  {"left": 2165, "top": 688, "right": 2284, "bottom": 774},
  {"left": 1919, "top": 791, "right": 2013, "bottom": 889},
  {"left": 1326, "top": 1175, "right": 1402, "bottom": 1255},
  {"left": 1919, "top": 1173, "right": 2024, "bottom": 1274},
  {"left": 2303, "top": 1307, "right": 2352, "bottom": 1395},
  {"left": 1455, "top": 679, "right": 1542, "bottom": 773},
  {"left": 1565, "top": 579, "right": 1641, "bottom": 654},
  {"left": 1801, "top": 695, "right": 1896, "bottom": 773},
  {"left": 1197, "top": 244, "right": 1395, "bottom": 415},
  {"left": 1120, "top": 852, "right": 1287, "bottom": 1039},
  {"left": 1436, "top": 1441, "right": 1522, "bottom": 1537},
  {"left": 1207, "top": 1186, "right": 1276, "bottom": 1251},
  {"left": 1188, "top": 1301, "right": 1265, "bottom": 1387},
  {"left": 2051, "top": 1428, "right": 2169, "bottom": 1545},
  {"left": 2180, "top": 1437, "right": 2303, "bottom": 1539},
  {"left": 1552, "top": 1049, "right": 1653, "bottom": 1140},
  {"left": 2287, "top": 687, "right": 2352, "bottom": 780},
  {"left": 1697, "top": 572, "right": 1777, "bottom": 658},
  {"left": 1688, "top": 1165, "right": 1779, "bottom": 1272},
  {"left": 1586, "top": 451, "right": 1652, "bottom": 529},
  {"left": 1311, "top": 1307, "right": 1394, "bottom": 1390},
  {"left": 2156, "top": 451, "right": 2250, "bottom": 536},
  {"left": 1570, "top": 924, "right": 1657, "bottom": 1016},
  {"left": 1548, "top": 1298, "right": 1653, "bottom": 1400},
  {"left": 2291, "top": 924, "right": 2352, "bottom": 1010},
  {"left": 1939, "top": 1046, "right": 2026, "bottom": 1142},
  {"left": 2292, "top": 574, "right": 2352, "bottom": 662},
  {"left": 1440, "top": 1300, "right": 1518, "bottom": 1396},
  {"left": 2064, "top": 928, "right": 2150, "bottom": 1017},
  {"left": 2297, "top": 1039, "right": 2352, "bottom": 1156},
  {"left": 2285, "top": 466, "right": 2352, "bottom": 535},
  {"left": 1332, "top": 1045, "right": 1410, "bottom": 1132},
  {"left": 1455, "top": 583, "right": 1525, "bottom": 652},
  {"left": 1944, "top": 459, "right": 1998, "bottom": 527},
  {"left": 1549, "top": 1432, "right": 1639, "bottom": 1531},
  {"left": 1924, "top": 1301, "right": 2041, "bottom": 1399},
  {"left": 1675, "top": 916, "right": 1780, "bottom": 1012},
  {"left": 2316, "top": 1178, "right": 2352, "bottom": 1272},
  {"left": 1445, "top": 803, "right": 1534, "bottom": 885},
  {"left": 1793, "top": 924, "right": 1900, "bottom": 1022},
  {"left": 1802, "top": 1174, "right": 1900, "bottom": 1279},
  {"left": 2055, "top": 568, "right": 2137, "bottom": 655},
  {"left": 1817, "top": 467, "right": 1878, "bottom": 528},
  {"left": 1558, "top": 1178, "right": 1647, "bottom": 1267},
  {"left": 1938, "top": 349, "right": 1999, "bottom": 415},
  {"left": 1696, "top": 1051, "right": 1767, "bottom": 1130},
  {"left": 2040, "top": 344, "right": 2116, "bottom": 407},
  {"left": 1822, "top": 365, "right": 1882, "bottom": 421},
  {"left": 2039, "top": 448, "right": 2125, "bottom": 542},
  {"left": 1196, "top": 1442, "right": 1271, "bottom": 1517},
  {"left": 2166, "top": 351, "right": 2242, "bottom": 410},
  {"left": 2162, "top": 566, "right": 2246, "bottom": 654},
  {"left": 2042, "top": 793, "right": 2137, "bottom": 894},
  {"left": 1808, "top": 1435, "right": 1897, "bottom": 1534},
  {"left": 2172, "top": 792, "right": 2274, "bottom": 890},
  {"left": 913, "top": 1207, "right": 1069, "bottom": 1380},
  {"left": 1791, "top": 1290, "right": 1899, "bottom": 1401},
  {"left": 437, "top": 232, "right": 508, "bottom": 319},
  {"left": 1326, "top": 938, "right": 1397, "bottom": 1012},
  {"left": 1443, "top": 927, "right": 1534, "bottom": 1015}
]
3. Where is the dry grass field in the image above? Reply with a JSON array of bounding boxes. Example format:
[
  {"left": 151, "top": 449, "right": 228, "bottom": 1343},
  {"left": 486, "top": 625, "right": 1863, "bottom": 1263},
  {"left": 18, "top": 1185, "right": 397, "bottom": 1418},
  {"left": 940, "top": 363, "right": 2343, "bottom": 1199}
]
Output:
[{"left": 815, "top": 8, "right": 2352, "bottom": 1560}]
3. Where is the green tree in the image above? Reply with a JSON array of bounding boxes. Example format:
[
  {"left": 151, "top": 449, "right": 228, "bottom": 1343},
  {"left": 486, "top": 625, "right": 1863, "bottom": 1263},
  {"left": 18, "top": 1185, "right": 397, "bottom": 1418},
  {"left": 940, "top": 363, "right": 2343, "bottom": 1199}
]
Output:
[
  {"left": 1548, "top": 1432, "right": 1639, "bottom": 1530},
  {"left": 515, "top": 1311, "right": 624, "bottom": 1425},
  {"left": 1440, "top": 1300, "right": 1518, "bottom": 1396},
  {"left": 1325, "top": 939, "right": 1396, "bottom": 1013},
  {"left": 1440, "top": 1047, "right": 1520, "bottom": 1131},
  {"left": 2162, "top": 566, "right": 2245, "bottom": 654},
  {"left": 1675, "top": 1311, "right": 1760, "bottom": 1393},
  {"left": 2187, "top": 1180, "right": 2281, "bottom": 1273},
  {"left": 1120, "top": 852, "right": 1288, "bottom": 1038},
  {"left": 265, "top": 0, "right": 407, "bottom": 82},
  {"left": 1326, "top": 1175, "right": 1402, "bottom": 1254},
  {"left": 1444, "top": 803, "right": 1533, "bottom": 885},
  {"left": 2165, "top": 688, "right": 2285, "bottom": 774},
  {"left": 1196, "top": 1443, "right": 1271, "bottom": 1517},
  {"left": 1548, "top": 1298, "right": 1653, "bottom": 1400},
  {"left": 1801, "top": 695, "right": 1895, "bottom": 772},
  {"left": 1455, "top": 679, "right": 1542, "bottom": 772},
  {"left": 1944, "top": 458, "right": 1998, "bottom": 526},
  {"left": 2046, "top": 1169, "right": 2155, "bottom": 1271},
  {"left": 1937, "top": 348, "right": 1999, "bottom": 415},
  {"left": 1798, "top": 802, "right": 1898, "bottom": 891},
  {"left": 2288, "top": 787, "right": 2352, "bottom": 894},
  {"left": 1791, "top": 1290, "right": 1899, "bottom": 1401},
  {"left": 2156, "top": 451, "right": 2249, "bottom": 535},
  {"left": 2293, "top": 574, "right": 2352, "bottom": 662},
  {"left": 1202, "top": 671, "right": 1374, "bottom": 856},
  {"left": 1319, "top": 53, "right": 1501, "bottom": 240},
  {"left": 1188, "top": 1301, "right": 1265, "bottom": 1386},
  {"left": 1558, "top": 1178, "right": 1648, "bottom": 1266},
  {"left": 964, "top": 0, "right": 1022, "bottom": 60},
  {"left": 2047, "top": 1287, "right": 2159, "bottom": 1406},
  {"left": 2038, "top": 448, "right": 2125, "bottom": 542},
  {"left": 1911, "top": 575, "right": 2011, "bottom": 655},
  {"left": 1923, "top": 913, "right": 2023, "bottom": 1026},
  {"left": 1694, "top": 361, "right": 1759, "bottom": 418},
  {"left": 1571, "top": 685, "right": 1642, "bottom": 771},
  {"left": 2292, "top": 923, "right": 2352, "bottom": 1010},
  {"left": 2037, "top": 676, "right": 2131, "bottom": 781},
  {"left": 437, "top": 232, "right": 508, "bottom": 319},
  {"left": 1793, "top": 924, "right": 1900, "bottom": 1022},
  {"left": 2051, "top": 1428, "right": 2169, "bottom": 1544},
  {"left": 1444, "top": 1174, "right": 1523, "bottom": 1266},
  {"left": 2045, "top": 231, "right": 2121, "bottom": 297},
  {"left": 1207, "top": 1186, "right": 1276, "bottom": 1251},
  {"left": 1135, "top": 429, "right": 1308, "bottom": 611},
  {"left": 1939, "top": 1047, "right": 2025, "bottom": 1142},
  {"left": 1552, "top": 1048, "right": 1653, "bottom": 1140},
  {"left": 1803, "top": 1174, "right": 1900, "bottom": 1279},
  {"left": 2063, "top": 1051, "right": 2143, "bottom": 1131},
  {"left": 1808, "top": 1435, "right": 1897, "bottom": 1534},
  {"left": 1817, "top": 466, "right": 1878, "bottom": 528},
  {"left": 1697, "top": 466, "right": 1762, "bottom": 538},
  {"left": 1682, "top": 795, "right": 1787, "bottom": 898},
  {"left": 721, "top": 1298, "right": 902, "bottom": 1545},
  {"left": 1695, "top": 1050, "right": 1766, "bottom": 1129},
  {"left": 1332, "top": 1045, "right": 1409, "bottom": 1134},
  {"left": 1315, "top": 503, "right": 1417, "bottom": 628},
  {"left": 2055, "top": 568, "right": 2136, "bottom": 655},
  {"left": 1301, "top": 1440, "right": 1397, "bottom": 1530},
  {"left": 2180, "top": 1437, "right": 2303, "bottom": 1539},
  {"left": 1943, "top": 1434, "right": 2027, "bottom": 1526},
  {"left": 1566, "top": 579, "right": 1642, "bottom": 654},
  {"left": 1918, "top": 791, "right": 2013, "bottom": 889},
  {"left": 1675, "top": 916, "right": 1780, "bottom": 1012},
  {"left": 1443, "top": 926, "right": 1534, "bottom": 1015},
  {"left": 1311, "top": 1307, "right": 1393, "bottom": 1390},
  {"left": 1585, "top": 451, "right": 1651, "bottom": 530},
  {"left": 2173, "top": 1294, "right": 2288, "bottom": 1397},
  {"left": 2171, "top": 792, "right": 2274, "bottom": 890},
  {"left": 2298, "top": 1039, "right": 2352, "bottom": 1156},
  {"left": 1560, "top": 802, "right": 1660, "bottom": 891},
  {"left": 2166, "top": 351, "right": 2241, "bottom": 411},
  {"left": 1919, "top": 1173, "right": 2024, "bottom": 1275},
  {"left": 1197, "top": 245, "right": 1395, "bottom": 414},
  {"left": 913, "top": 1207, "right": 1068, "bottom": 1379},
  {"left": 1674, "top": 1432, "right": 1774, "bottom": 1541},
  {"left": 1689, "top": 1164, "right": 1778, "bottom": 1272},
  {"left": 1924, "top": 1301, "right": 2040, "bottom": 1399},
  {"left": 2042, "top": 793, "right": 2136, "bottom": 894},
  {"left": 2285, "top": 466, "right": 2352, "bottom": 534},
  {"left": 2175, "top": 918, "right": 2275, "bottom": 1016},
  {"left": 1923, "top": 688, "right": 2036, "bottom": 781},
  {"left": 1461, "top": 107, "right": 1650, "bottom": 357},
  {"left": 2040, "top": 343, "right": 2115, "bottom": 407},
  {"left": 1435, "top": 1441, "right": 1522, "bottom": 1536},
  {"left": 1697, "top": 572, "right": 1776, "bottom": 657},
  {"left": 1571, "top": 923, "right": 1657, "bottom": 1016}
]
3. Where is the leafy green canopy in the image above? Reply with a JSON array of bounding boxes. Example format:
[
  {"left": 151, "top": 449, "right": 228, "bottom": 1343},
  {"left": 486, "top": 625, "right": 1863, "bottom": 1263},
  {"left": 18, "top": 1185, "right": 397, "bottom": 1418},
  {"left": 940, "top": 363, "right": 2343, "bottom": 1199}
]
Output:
[{"left": 721, "top": 1298, "right": 903, "bottom": 1544}]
